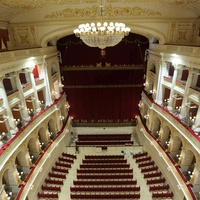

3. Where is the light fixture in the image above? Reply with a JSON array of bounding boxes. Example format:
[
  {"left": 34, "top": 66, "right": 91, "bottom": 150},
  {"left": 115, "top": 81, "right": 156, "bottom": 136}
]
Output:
[{"left": 73, "top": 0, "right": 130, "bottom": 49}]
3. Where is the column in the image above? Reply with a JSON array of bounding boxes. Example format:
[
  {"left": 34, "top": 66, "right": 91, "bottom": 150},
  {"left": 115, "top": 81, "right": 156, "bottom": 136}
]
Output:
[
  {"left": 167, "top": 65, "right": 179, "bottom": 111},
  {"left": 14, "top": 72, "right": 30, "bottom": 122},
  {"left": 56, "top": 53, "right": 63, "bottom": 94},
  {"left": 28, "top": 68, "right": 41, "bottom": 113},
  {"left": 179, "top": 68, "right": 194, "bottom": 119},
  {"left": 0, "top": 76, "right": 17, "bottom": 133},
  {"left": 192, "top": 106, "right": 200, "bottom": 132},
  {"left": 155, "top": 60, "right": 168, "bottom": 105},
  {"left": 43, "top": 62, "right": 53, "bottom": 106}
]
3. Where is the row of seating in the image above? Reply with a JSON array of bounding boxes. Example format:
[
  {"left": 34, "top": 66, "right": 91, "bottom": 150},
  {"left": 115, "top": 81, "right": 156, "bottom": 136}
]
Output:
[
  {"left": 147, "top": 177, "right": 166, "bottom": 185},
  {"left": 141, "top": 166, "right": 158, "bottom": 173},
  {"left": 76, "top": 133, "right": 133, "bottom": 147},
  {"left": 76, "top": 140, "right": 134, "bottom": 146},
  {"left": 73, "top": 179, "right": 137, "bottom": 185},
  {"left": 62, "top": 152, "right": 77, "bottom": 159},
  {"left": 71, "top": 154, "right": 140, "bottom": 199},
  {"left": 45, "top": 178, "right": 63, "bottom": 185},
  {"left": 38, "top": 152, "right": 76, "bottom": 199},
  {"left": 38, "top": 193, "right": 58, "bottom": 199},
  {"left": 135, "top": 156, "right": 151, "bottom": 163},
  {"left": 132, "top": 151, "right": 174, "bottom": 199},
  {"left": 80, "top": 163, "right": 130, "bottom": 168},
  {"left": 152, "top": 192, "right": 174, "bottom": 198},
  {"left": 70, "top": 193, "right": 140, "bottom": 199},
  {"left": 77, "top": 174, "right": 134, "bottom": 179},
  {"left": 77, "top": 133, "right": 131, "bottom": 139},
  {"left": 58, "top": 157, "right": 74, "bottom": 163},
  {"left": 133, "top": 151, "right": 148, "bottom": 158},
  {"left": 144, "top": 171, "right": 162, "bottom": 178},
  {"left": 52, "top": 166, "right": 68, "bottom": 173},
  {"left": 70, "top": 186, "right": 140, "bottom": 192},
  {"left": 85, "top": 155, "right": 124, "bottom": 159},
  {"left": 48, "top": 172, "right": 66, "bottom": 179},
  {"left": 82, "top": 159, "right": 127, "bottom": 164},
  {"left": 77, "top": 136, "right": 131, "bottom": 141},
  {"left": 55, "top": 161, "right": 71, "bottom": 168},
  {"left": 138, "top": 160, "right": 154, "bottom": 168},
  {"left": 41, "top": 185, "right": 61, "bottom": 192},
  {"left": 149, "top": 185, "right": 170, "bottom": 191},
  {"left": 77, "top": 168, "right": 133, "bottom": 173}
]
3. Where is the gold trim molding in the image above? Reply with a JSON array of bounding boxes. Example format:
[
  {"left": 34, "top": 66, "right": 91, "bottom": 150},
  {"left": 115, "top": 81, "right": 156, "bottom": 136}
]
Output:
[{"left": 44, "top": 5, "right": 161, "bottom": 19}]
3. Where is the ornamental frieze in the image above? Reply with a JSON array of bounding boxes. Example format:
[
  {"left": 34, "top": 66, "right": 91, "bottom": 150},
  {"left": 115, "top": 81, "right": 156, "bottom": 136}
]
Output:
[
  {"left": 44, "top": 5, "right": 161, "bottom": 19},
  {"left": 0, "top": 0, "right": 199, "bottom": 12}
]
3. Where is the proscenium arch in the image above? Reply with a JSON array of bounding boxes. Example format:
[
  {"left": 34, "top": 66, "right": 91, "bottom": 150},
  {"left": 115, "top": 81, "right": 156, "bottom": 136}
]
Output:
[{"left": 40, "top": 24, "right": 166, "bottom": 47}]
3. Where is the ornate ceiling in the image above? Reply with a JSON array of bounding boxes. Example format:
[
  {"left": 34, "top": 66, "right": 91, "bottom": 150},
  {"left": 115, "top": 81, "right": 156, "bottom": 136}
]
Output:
[
  {"left": 0, "top": 0, "right": 199, "bottom": 48},
  {"left": 0, "top": 0, "right": 200, "bottom": 23}
]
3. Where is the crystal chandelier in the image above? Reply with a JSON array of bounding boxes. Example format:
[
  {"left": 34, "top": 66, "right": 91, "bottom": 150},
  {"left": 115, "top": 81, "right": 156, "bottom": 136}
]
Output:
[{"left": 73, "top": 1, "right": 130, "bottom": 49}]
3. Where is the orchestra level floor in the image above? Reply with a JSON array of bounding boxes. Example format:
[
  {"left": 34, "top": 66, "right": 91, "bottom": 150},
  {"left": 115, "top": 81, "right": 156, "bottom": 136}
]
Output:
[{"left": 58, "top": 146, "right": 160, "bottom": 200}]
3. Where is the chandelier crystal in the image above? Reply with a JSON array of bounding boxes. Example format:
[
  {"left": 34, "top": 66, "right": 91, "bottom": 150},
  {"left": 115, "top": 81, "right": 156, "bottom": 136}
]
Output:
[{"left": 74, "top": 22, "right": 130, "bottom": 49}]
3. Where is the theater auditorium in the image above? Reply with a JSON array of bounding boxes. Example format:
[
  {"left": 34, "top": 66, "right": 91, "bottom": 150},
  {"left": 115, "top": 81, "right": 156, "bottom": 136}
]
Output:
[{"left": 0, "top": 0, "right": 199, "bottom": 200}]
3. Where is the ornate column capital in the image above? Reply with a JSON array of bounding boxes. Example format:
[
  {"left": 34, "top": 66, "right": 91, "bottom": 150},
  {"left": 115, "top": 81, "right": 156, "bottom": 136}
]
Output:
[
  {"left": 0, "top": 75, "right": 5, "bottom": 82},
  {"left": 43, "top": 61, "right": 49, "bottom": 68},
  {"left": 158, "top": 59, "right": 167, "bottom": 66}
]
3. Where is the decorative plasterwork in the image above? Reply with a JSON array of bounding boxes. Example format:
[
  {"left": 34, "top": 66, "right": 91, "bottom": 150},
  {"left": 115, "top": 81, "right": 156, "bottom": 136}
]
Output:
[
  {"left": 0, "top": 0, "right": 200, "bottom": 14},
  {"left": 9, "top": 26, "right": 39, "bottom": 48},
  {"left": 168, "top": 22, "right": 199, "bottom": 44},
  {"left": 44, "top": 5, "right": 161, "bottom": 19},
  {"left": 0, "top": 0, "right": 97, "bottom": 11},
  {"left": 161, "top": 0, "right": 199, "bottom": 6}
]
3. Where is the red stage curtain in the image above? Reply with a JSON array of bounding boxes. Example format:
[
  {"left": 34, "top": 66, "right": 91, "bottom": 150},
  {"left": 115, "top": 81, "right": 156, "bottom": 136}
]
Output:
[{"left": 66, "top": 86, "right": 142, "bottom": 121}]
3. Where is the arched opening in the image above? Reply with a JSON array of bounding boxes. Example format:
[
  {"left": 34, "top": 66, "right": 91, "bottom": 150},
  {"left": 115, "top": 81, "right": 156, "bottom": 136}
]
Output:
[
  {"left": 48, "top": 118, "right": 57, "bottom": 139},
  {"left": 28, "top": 137, "right": 41, "bottom": 163},
  {"left": 38, "top": 127, "right": 50, "bottom": 150},
  {"left": 161, "top": 125, "right": 171, "bottom": 149},
  {"left": 169, "top": 136, "right": 183, "bottom": 163},
  {"left": 181, "top": 149, "right": 196, "bottom": 181},
  {"left": 151, "top": 116, "right": 161, "bottom": 139}
]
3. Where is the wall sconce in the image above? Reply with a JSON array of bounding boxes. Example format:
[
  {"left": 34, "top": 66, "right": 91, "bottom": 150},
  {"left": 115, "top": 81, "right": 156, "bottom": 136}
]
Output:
[
  {"left": 188, "top": 171, "right": 194, "bottom": 178},
  {"left": 138, "top": 101, "right": 142, "bottom": 108},
  {"left": 39, "top": 100, "right": 44, "bottom": 104},
  {"left": 144, "top": 115, "right": 149, "bottom": 119},
  {"left": 39, "top": 142, "right": 44, "bottom": 147},
  {"left": 18, "top": 171, "right": 23, "bottom": 179},
  {"left": 66, "top": 103, "right": 70, "bottom": 109},
  {"left": 29, "top": 155, "right": 34, "bottom": 161},
  {"left": 14, "top": 119, "right": 21, "bottom": 125},
  {"left": 175, "top": 106, "right": 181, "bottom": 111},
  {"left": 143, "top": 83, "right": 147, "bottom": 87},
  {"left": 156, "top": 131, "right": 160, "bottom": 136},
  {"left": 61, "top": 116, "right": 65, "bottom": 120},
  {"left": 27, "top": 108, "right": 33, "bottom": 114},
  {"left": 149, "top": 90, "right": 155, "bottom": 94},
  {"left": 176, "top": 154, "right": 181, "bottom": 160},
  {"left": 6, "top": 192, "right": 13, "bottom": 200},
  {"left": 190, "top": 116, "right": 196, "bottom": 123},
  {"left": 165, "top": 141, "right": 170, "bottom": 146}
]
